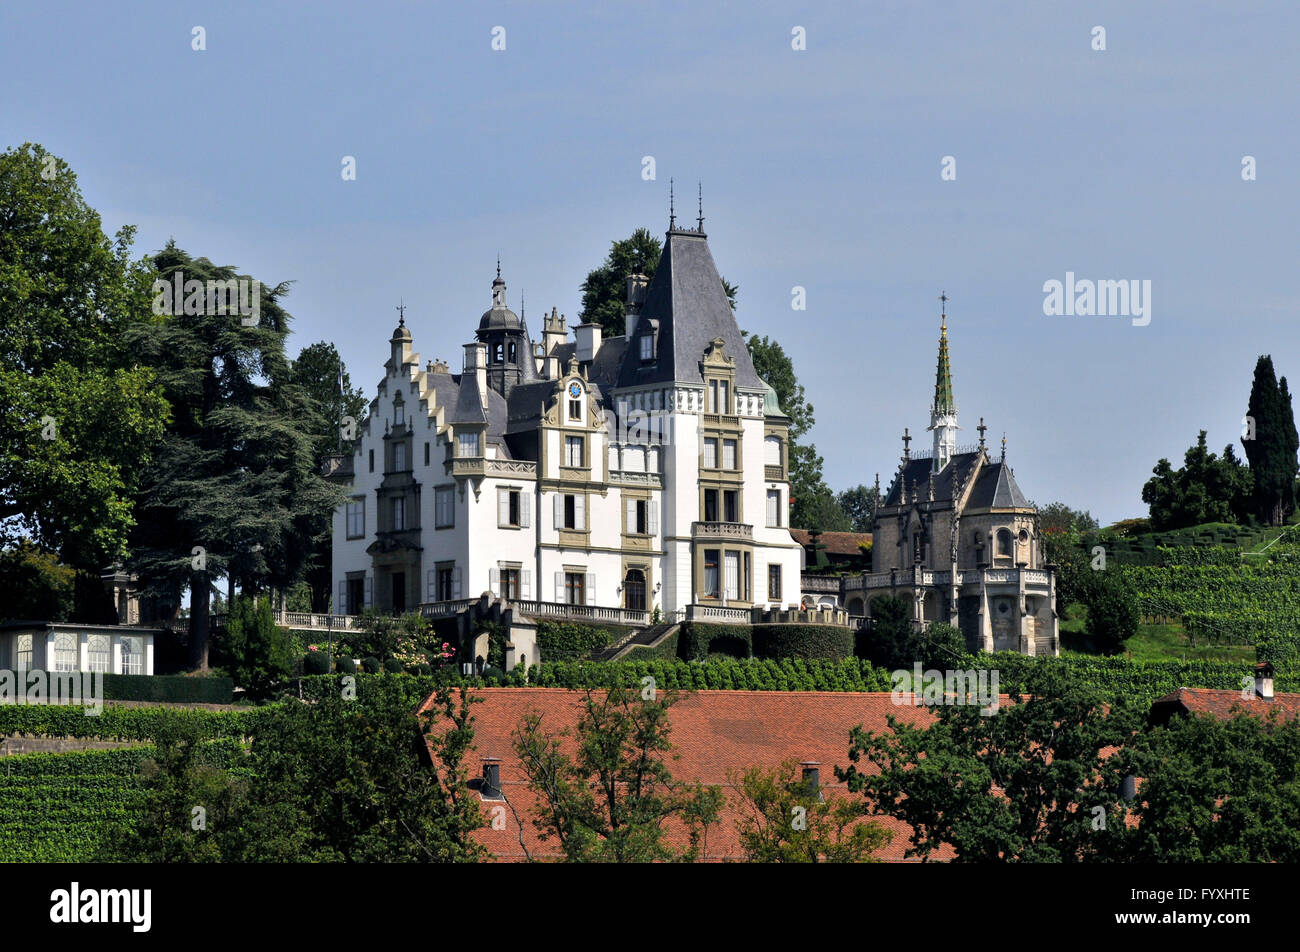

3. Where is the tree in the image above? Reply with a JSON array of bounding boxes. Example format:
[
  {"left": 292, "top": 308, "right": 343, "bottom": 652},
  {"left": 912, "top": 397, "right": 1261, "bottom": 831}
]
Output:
[
  {"left": 211, "top": 595, "right": 294, "bottom": 698},
  {"left": 1081, "top": 570, "right": 1139, "bottom": 654},
  {"left": 1141, "top": 430, "right": 1253, "bottom": 530},
  {"left": 125, "top": 243, "right": 344, "bottom": 670},
  {"left": 0, "top": 143, "right": 168, "bottom": 571},
  {"left": 863, "top": 595, "right": 966, "bottom": 669},
  {"left": 1034, "top": 501, "right": 1099, "bottom": 536},
  {"left": 512, "top": 682, "right": 724, "bottom": 862},
  {"left": 838, "top": 666, "right": 1143, "bottom": 862},
  {"left": 837, "top": 484, "right": 879, "bottom": 533},
  {"left": 1117, "top": 710, "right": 1300, "bottom": 862},
  {"left": 1243, "top": 356, "right": 1299, "bottom": 526},
  {"left": 0, "top": 543, "right": 76, "bottom": 622},
  {"left": 730, "top": 760, "right": 892, "bottom": 862}
]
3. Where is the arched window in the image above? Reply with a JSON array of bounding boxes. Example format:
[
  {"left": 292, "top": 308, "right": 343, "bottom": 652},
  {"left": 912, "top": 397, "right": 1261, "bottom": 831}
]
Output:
[
  {"left": 393, "top": 399, "right": 404, "bottom": 427},
  {"left": 14, "top": 634, "right": 32, "bottom": 671},
  {"left": 120, "top": 636, "right": 144, "bottom": 675},
  {"left": 508, "top": 342, "right": 516, "bottom": 363},
  {"left": 493, "top": 343, "right": 504, "bottom": 362},
  {"left": 624, "top": 569, "right": 646, "bottom": 612},
  {"left": 54, "top": 633, "right": 78, "bottom": 672},
  {"left": 996, "top": 529, "right": 1013, "bottom": 557},
  {"left": 88, "top": 635, "right": 110, "bottom": 673}
]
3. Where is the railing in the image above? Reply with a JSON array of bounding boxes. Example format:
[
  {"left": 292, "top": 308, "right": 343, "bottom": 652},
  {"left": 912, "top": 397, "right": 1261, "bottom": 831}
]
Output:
[
  {"left": 800, "top": 574, "right": 842, "bottom": 593},
  {"left": 608, "top": 470, "right": 662, "bottom": 488},
  {"left": 692, "top": 521, "right": 753, "bottom": 540},
  {"left": 485, "top": 458, "right": 537, "bottom": 477},
  {"left": 764, "top": 465, "right": 785, "bottom": 481},
  {"left": 686, "top": 604, "right": 751, "bottom": 622},
  {"left": 509, "top": 600, "right": 649, "bottom": 627},
  {"left": 213, "top": 611, "right": 360, "bottom": 632},
  {"left": 419, "top": 599, "right": 476, "bottom": 618},
  {"left": 1022, "top": 569, "right": 1051, "bottom": 586}
]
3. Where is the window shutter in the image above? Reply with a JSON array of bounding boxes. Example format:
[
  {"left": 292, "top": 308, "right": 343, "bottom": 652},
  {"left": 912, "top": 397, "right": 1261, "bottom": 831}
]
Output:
[
  {"left": 452, "top": 567, "right": 462, "bottom": 599},
  {"left": 585, "top": 573, "right": 596, "bottom": 606},
  {"left": 575, "top": 495, "right": 586, "bottom": 531},
  {"left": 337, "top": 581, "right": 347, "bottom": 614},
  {"left": 364, "top": 576, "right": 372, "bottom": 607},
  {"left": 489, "top": 567, "right": 500, "bottom": 597},
  {"left": 522, "top": 569, "right": 532, "bottom": 599},
  {"left": 626, "top": 499, "right": 636, "bottom": 533},
  {"left": 521, "top": 493, "right": 531, "bottom": 528},
  {"left": 498, "top": 490, "right": 510, "bottom": 526},
  {"left": 427, "top": 569, "right": 436, "bottom": 600},
  {"left": 649, "top": 501, "right": 659, "bottom": 535},
  {"left": 554, "top": 494, "right": 563, "bottom": 529},
  {"left": 555, "top": 572, "right": 564, "bottom": 601}
]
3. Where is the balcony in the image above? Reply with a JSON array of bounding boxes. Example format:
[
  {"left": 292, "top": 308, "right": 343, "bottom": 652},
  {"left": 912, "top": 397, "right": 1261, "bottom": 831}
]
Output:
[
  {"left": 691, "top": 521, "right": 752, "bottom": 540},
  {"left": 764, "top": 464, "right": 784, "bottom": 481}
]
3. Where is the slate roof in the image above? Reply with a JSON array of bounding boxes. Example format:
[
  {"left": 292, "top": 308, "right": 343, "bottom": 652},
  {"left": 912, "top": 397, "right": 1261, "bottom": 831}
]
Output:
[
  {"left": 965, "top": 461, "right": 1031, "bottom": 509},
  {"left": 418, "top": 688, "right": 965, "bottom": 862},
  {"left": 882, "top": 452, "right": 982, "bottom": 507},
  {"left": 617, "top": 228, "right": 763, "bottom": 390},
  {"left": 446, "top": 372, "right": 510, "bottom": 438}
]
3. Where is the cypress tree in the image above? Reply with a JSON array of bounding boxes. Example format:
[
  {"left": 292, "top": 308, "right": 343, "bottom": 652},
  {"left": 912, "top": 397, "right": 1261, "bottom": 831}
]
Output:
[{"left": 1243, "top": 355, "right": 1298, "bottom": 525}]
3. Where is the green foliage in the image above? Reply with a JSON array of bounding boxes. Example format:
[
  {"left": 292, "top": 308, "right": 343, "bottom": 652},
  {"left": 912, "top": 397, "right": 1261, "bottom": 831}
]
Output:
[
  {"left": 1142, "top": 430, "right": 1253, "bottom": 530},
  {"left": 102, "top": 673, "right": 234, "bottom": 704},
  {"left": 752, "top": 624, "right": 853, "bottom": 660},
  {"left": 0, "top": 704, "right": 256, "bottom": 742},
  {"left": 345, "top": 610, "right": 434, "bottom": 667},
  {"left": 304, "top": 651, "right": 330, "bottom": 675},
  {"left": 535, "top": 620, "right": 616, "bottom": 661},
  {"left": 678, "top": 622, "right": 753, "bottom": 661},
  {"left": 1081, "top": 571, "right": 1139, "bottom": 655},
  {"left": 730, "top": 759, "right": 891, "bottom": 862},
  {"left": 837, "top": 484, "right": 879, "bottom": 533},
  {"left": 212, "top": 595, "right": 293, "bottom": 697},
  {"left": 512, "top": 683, "right": 724, "bottom": 862},
  {"left": 1243, "top": 355, "right": 1299, "bottom": 526},
  {"left": 361, "top": 657, "right": 380, "bottom": 673},
  {"left": 0, "top": 542, "right": 75, "bottom": 621}
]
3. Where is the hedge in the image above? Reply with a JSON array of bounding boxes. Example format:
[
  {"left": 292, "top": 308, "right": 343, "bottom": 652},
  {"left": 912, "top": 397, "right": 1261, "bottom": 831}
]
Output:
[
  {"left": 102, "top": 674, "right": 234, "bottom": 704},
  {"left": 677, "top": 623, "right": 752, "bottom": 660},
  {"left": 622, "top": 629, "right": 680, "bottom": 661},
  {"left": 752, "top": 624, "right": 854, "bottom": 660},
  {"left": 535, "top": 621, "right": 618, "bottom": 661},
  {"left": 0, "top": 704, "right": 258, "bottom": 742}
]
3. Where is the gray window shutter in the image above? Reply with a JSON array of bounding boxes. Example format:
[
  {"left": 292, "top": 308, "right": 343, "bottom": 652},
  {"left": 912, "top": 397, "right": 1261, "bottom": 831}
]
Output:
[
  {"left": 585, "top": 573, "right": 596, "bottom": 605},
  {"left": 575, "top": 495, "right": 586, "bottom": 531},
  {"left": 649, "top": 500, "right": 659, "bottom": 535},
  {"left": 427, "top": 569, "right": 436, "bottom": 600},
  {"left": 626, "top": 499, "right": 636, "bottom": 533},
  {"left": 489, "top": 567, "right": 500, "bottom": 597},
  {"left": 554, "top": 494, "right": 563, "bottom": 529},
  {"left": 521, "top": 492, "right": 531, "bottom": 528},
  {"left": 364, "top": 576, "right": 372, "bottom": 607},
  {"left": 337, "top": 580, "right": 347, "bottom": 614},
  {"left": 522, "top": 569, "right": 532, "bottom": 599},
  {"left": 498, "top": 489, "right": 510, "bottom": 526},
  {"left": 555, "top": 572, "right": 564, "bottom": 602},
  {"left": 452, "top": 567, "right": 462, "bottom": 599}
]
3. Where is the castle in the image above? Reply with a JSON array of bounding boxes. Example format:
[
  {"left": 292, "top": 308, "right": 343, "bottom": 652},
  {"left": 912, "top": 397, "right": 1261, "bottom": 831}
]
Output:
[{"left": 328, "top": 212, "right": 806, "bottom": 645}]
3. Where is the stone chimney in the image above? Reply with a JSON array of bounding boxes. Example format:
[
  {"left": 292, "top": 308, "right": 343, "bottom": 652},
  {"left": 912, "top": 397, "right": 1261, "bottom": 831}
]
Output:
[
  {"left": 575, "top": 322, "right": 602, "bottom": 363},
  {"left": 542, "top": 308, "right": 566, "bottom": 378},
  {"left": 1255, "top": 661, "right": 1275, "bottom": 701},
  {"left": 464, "top": 342, "right": 489, "bottom": 411},
  {"left": 625, "top": 271, "right": 648, "bottom": 338}
]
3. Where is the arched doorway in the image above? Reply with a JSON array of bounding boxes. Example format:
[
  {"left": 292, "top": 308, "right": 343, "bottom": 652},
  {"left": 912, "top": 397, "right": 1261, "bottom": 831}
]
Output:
[{"left": 624, "top": 569, "right": 646, "bottom": 612}]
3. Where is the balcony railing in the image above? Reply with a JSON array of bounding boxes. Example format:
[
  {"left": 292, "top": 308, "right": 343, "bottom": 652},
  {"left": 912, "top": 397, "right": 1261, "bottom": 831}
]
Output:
[
  {"left": 692, "top": 521, "right": 753, "bottom": 540},
  {"left": 764, "top": 465, "right": 785, "bottom": 481},
  {"left": 212, "top": 611, "right": 360, "bottom": 632},
  {"left": 800, "top": 574, "right": 842, "bottom": 593},
  {"left": 508, "top": 600, "right": 649, "bottom": 627}
]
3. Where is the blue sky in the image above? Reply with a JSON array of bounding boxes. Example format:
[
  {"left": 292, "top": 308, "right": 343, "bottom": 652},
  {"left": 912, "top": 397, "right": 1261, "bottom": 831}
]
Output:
[{"left": 3, "top": 1, "right": 1297, "bottom": 524}]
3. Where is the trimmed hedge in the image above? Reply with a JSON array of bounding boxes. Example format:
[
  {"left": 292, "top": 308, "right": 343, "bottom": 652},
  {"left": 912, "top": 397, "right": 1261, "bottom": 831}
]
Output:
[
  {"left": 678, "top": 623, "right": 753, "bottom": 660},
  {"left": 0, "top": 704, "right": 259, "bottom": 742},
  {"left": 752, "top": 624, "right": 854, "bottom": 660},
  {"left": 535, "top": 621, "right": 618, "bottom": 661},
  {"left": 622, "top": 629, "right": 680, "bottom": 661},
  {"left": 103, "top": 674, "right": 234, "bottom": 704}
]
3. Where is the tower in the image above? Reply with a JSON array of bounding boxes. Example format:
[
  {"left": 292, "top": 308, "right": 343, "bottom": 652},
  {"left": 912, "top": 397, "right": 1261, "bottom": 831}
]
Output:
[
  {"left": 928, "top": 291, "right": 958, "bottom": 472},
  {"left": 475, "top": 262, "right": 537, "bottom": 395}
]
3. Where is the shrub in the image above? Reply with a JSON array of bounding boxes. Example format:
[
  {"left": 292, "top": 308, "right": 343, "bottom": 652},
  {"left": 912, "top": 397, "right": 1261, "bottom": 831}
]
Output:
[
  {"left": 752, "top": 624, "right": 853, "bottom": 660},
  {"left": 361, "top": 657, "right": 381, "bottom": 674},
  {"left": 102, "top": 674, "right": 234, "bottom": 704},
  {"left": 535, "top": 621, "right": 616, "bottom": 661},
  {"left": 383, "top": 658, "right": 404, "bottom": 674},
  {"left": 678, "top": 623, "right": 753, "bottom": 661},
  {"left": 211, "top": 595, "right": 293, "bottom": 697},
  {"left": 481, "top": 665, "right": 507, "bottom": 682},
  {"left": 335, "top": 657, "right": 357, "bottom": 674},
  {"left": 303, "top": 652, "right": 330, "bottom": 676}
]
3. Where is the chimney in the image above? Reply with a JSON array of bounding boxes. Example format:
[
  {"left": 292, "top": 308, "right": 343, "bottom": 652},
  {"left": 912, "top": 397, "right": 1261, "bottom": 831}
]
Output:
[
  {"left": 575, "top": 322, "right": 602, "bottom": 363},
  {"left": 1255, "top": 661, "right": 1275, "bottom": 701},
  {"left": 481, "top": 757, "right": 502, "bottom": 800},
  {"left": 625, "top": 272, "right": 648, "bottom": 338},
  {"left": 464, "top": 342, "right": 488, "bottom": 411},
  {"left": 542, "top": 308, "right": 566, "bottom": 378}
]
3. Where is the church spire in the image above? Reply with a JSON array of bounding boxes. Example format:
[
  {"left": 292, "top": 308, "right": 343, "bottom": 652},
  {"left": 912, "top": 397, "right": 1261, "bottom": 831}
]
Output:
[{"left": 928, "top": 291, "right": 959, "bottom": 473}]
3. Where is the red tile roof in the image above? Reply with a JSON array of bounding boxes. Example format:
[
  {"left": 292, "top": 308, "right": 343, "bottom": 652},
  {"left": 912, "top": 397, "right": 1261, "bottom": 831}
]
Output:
[
  {"left": 789, "top": 530, "right": 872, "bottom": 556},
  {"left": 1149, "top": 688, "right": 1300, "bottom": 724},
  {"left": 418, "top": 688, "right": 965, "bottom": 862}
]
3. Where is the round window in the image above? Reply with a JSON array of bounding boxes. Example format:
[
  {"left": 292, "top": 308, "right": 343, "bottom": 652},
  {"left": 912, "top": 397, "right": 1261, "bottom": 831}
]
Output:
[{"left": 1018, "top": 529, "right": 1029, "bottom": 544}]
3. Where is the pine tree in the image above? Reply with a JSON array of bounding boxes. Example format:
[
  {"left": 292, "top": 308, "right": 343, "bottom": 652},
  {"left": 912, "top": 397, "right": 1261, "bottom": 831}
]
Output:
[{"left": 1243, "top": 355, "right": 1298, "bottom": 525}]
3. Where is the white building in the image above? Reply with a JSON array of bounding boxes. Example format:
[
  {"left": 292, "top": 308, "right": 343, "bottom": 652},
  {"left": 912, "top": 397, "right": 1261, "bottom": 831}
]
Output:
[
  {"left": 328, "top": 217, "right": 805, "bottom": 629},
  {"left": 0, "top": 622, "right": 156, "bottom": 675}
]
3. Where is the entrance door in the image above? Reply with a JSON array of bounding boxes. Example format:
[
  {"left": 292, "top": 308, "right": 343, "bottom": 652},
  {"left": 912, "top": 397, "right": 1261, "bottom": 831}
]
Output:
[
  {"left": 392, "top": 571, "right": 406, "bottom": 614},
  {"left": 624, "top": 569, "right": 646, "bottom": 612}
]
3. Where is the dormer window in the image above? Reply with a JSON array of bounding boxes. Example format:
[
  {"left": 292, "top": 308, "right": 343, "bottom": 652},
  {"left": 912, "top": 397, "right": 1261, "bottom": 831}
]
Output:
[{"left": 640, "top": 334, "right": 654, "bottom": 362}]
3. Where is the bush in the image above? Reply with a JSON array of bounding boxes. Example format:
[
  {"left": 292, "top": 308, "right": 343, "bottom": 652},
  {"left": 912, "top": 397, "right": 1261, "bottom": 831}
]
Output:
[
  {"left": 336, "top": 657, "right": 357, "bottom": 674},
  {"left": 382, "top": 658, "right": 404, "bottom": 674},
  {"left": 361, "top": 657, "right": 381, "bottom": 674},
  {"left": 303, "top": 652, "right": 330, "bottom": 676},
  {"left": 535, "top": 621, "right": 616, "bottom": 661},
  {"left": 678, "top": 623, "right": 753, "bottom": 661},
  {"left": 481, "top": 665, "right": 507, "bottom": 682},
  {"left": 752, "top": 624, "right": 853, "bottom": 660},
  {"left": 102, "top": 674, "right": 234, "bottom": 704},
  {"left": 211, "top": 595, "right": 293, "bottom": 697}
]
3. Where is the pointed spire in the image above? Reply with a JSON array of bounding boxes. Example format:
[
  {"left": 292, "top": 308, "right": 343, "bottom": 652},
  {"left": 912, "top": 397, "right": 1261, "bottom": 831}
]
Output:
[
  {"left": 496, "top": 255, "right": 501, "bottom": 280},
  {"left": 933, "top": 291, "right": 955, "bottom": 415},
  {"left": 669, "top": 178, "right": 676, "bottom": 229}
]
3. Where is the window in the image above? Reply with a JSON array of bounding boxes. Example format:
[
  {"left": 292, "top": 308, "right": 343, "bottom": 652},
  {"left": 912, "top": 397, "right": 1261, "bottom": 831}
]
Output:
[
  {"left": 120, "top": 636, "right": 144, "bottom": 675},
  {"left": 369, "top": 449, "right": 374, "bottom": 472},
  {"left": 703, "top": 438, "right": 717, "bottom": 469},
  {"left": 435, "top": 565, "right": 458, "bottom": 602},
  {"left": 640, "top": 334, "right": 653, "bottom": 361},
  {"left": 709, "top": 380, "right": 718, "bottom": 413},
  {"left": 557, "top": 493, "right": 586, "bottom": 531},
  {"left": 704, "top": 489, "right": 718, "bottom": 523},
  {"left": 719, "top": 380, "right": 730, "bottom": 414},
  {"left": 346, "top": 498, "right": 365, "bottom": 538},
  {"left": 458, "top": 432, "right": 479, "bottom": 458},
  {"left": 765, "top": 436, "right": 782, "bottom": 466},
  {"left": 500, "top": 567, "right": 521, "bottom": 600},
  {"left": 54, "top": 633, "right": 77, "bottom": 672},
  {"left": 722, "top": 439, "right": 737, "bottom": 470},
  {"left": 627, "top": 498, "right": 646, "bottom": 535},
  {"left": 498, "top": 488, "right": 529, "bottom": 528},
  {"left": 725, "top": 552, "right": 740, "bottom": 600},
  {"left": 435, "top": 486, "right": 455, "bottom": 528},
  {"left": 392, "top": 496, "right": 406, "bottom": 531},
  {"left": 424, "top": 442, "right": 430, "bottom": 466},
  {"left": 508, "top": 342, "right": 516, "bottom": 362},
  {"left": 493, "top": 343, "right": 504, "bottom": 362},
  {"left": 766, "top": 490, "right": 781, "bottom": 527},
  {"left": 703, "top": 550, "right": 720, "bottom": 598},
  {"left": 393, "top": 442, "right": 406, "bottom": 472},
  {"left": 565, "top": 435, "right": 584, "bottom": 467},
  {"left": 997, "top": 529, "right": 1013, "bottom": 557},
  {"left": 569, "top": 399, "right": 581, "bottom": 421},
  {"left": 743, "top": 551, "right": 751, "bottom": 601},
  {"left": 565, "top": 572, "right": 585, "bottom": 605},
  {"left": 724, "top": 490, "right": 739, "bottom": 523},
  {"left": 768, "top": 564, "right": 782, "bottom": 601},
  {"left": 88, "top": 635, "right": 110, "bottom": 673},
  {"left": 394, "top": 402, "right": 404, "bottom": 426},
  {"left": 347, "top": 577, "right": 366, "bottom": 615},
  {"left": 14, "top": 634, "right": 32, "bottom": 671}
]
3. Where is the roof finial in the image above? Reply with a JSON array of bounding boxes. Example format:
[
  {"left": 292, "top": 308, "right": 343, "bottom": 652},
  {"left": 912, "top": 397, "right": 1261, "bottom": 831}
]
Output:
[
  {"left": 697, "top": 181, "right": 704, "bottom": 231},
  {"left": 1001, "top": 432, "right": 1007, "bottom": 461},
  {"left": 396, "top": 298, "right": 406, "bottom": 327},
  {"left": 902, "top": 426, "right": 912, "bottom": 461},
  {"left": 977, "top": 416, "right": 987, "bottom": 449},
  {"left": 669, "top": 178, "right": 676, "bottom": 229},
  {"left": 496, "top": 255, "right": 501, "bottom": 280},
  {"left": 939, "top": 289, "right": 949, "bottom": 331}
]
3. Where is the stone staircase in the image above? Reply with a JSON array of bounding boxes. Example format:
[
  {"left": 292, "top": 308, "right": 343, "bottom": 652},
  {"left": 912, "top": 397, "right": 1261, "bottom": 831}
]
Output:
[{"left": 594, "top": 622, "right": 680, "bottom": 661}]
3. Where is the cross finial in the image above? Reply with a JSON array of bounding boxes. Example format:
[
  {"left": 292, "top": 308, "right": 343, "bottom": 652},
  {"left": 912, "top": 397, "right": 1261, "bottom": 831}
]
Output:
[
  {"left": 496, "top": 255, "right": 501, "bottom": 280},
  {"left": 669, "top": 178, "right": 676, "bottom": 229},
  {"left": 902, "top": 426, "right": 912, "bottom": 460},
  {"left": 1001, "top": 432, "right": 1007, "bottom": 461},
  {"left": 396, "top": 298, "right": 406, "bottom": 326},
  {"left": 697, "top": 181, "right": 704, "bottom": 231},
  {"left": 938, "top": 290, "right": 949, "bottom": 331},
  {"left": 977, "top": 416, "right": 987, "bottom": 447}
]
